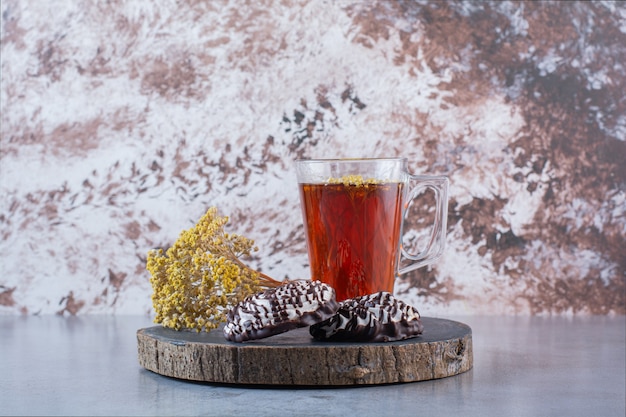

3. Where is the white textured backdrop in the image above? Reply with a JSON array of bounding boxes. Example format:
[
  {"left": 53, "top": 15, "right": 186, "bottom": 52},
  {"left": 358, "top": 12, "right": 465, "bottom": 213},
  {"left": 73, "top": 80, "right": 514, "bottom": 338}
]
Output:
[{"left": 1, "top": 0, "right": 624, "bottom": 316}]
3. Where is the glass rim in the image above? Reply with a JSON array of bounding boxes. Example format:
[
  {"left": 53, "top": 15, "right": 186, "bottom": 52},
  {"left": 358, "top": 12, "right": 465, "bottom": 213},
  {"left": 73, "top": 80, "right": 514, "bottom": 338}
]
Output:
[{"left": 295, "top": 157, "right": 407, "bottom": 164}]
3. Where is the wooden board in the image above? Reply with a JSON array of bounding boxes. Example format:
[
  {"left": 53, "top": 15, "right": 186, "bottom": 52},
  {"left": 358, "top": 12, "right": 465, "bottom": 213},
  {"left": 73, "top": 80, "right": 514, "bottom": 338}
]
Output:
[{"left": 137, "top": 317, "right": 472, "bottom": 386}]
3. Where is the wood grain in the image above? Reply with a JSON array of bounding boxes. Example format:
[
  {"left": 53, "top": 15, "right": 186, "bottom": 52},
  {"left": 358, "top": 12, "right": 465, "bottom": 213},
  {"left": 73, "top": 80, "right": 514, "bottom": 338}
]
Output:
[{"left": 137, "top": 317, "right": 473, "bottom": 386}]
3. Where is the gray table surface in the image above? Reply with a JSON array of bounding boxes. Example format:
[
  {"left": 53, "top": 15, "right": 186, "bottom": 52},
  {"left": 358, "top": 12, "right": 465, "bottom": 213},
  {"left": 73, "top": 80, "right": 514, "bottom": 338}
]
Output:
[{"left": 1, "top": 314, "right": 624, "bottom": 417}]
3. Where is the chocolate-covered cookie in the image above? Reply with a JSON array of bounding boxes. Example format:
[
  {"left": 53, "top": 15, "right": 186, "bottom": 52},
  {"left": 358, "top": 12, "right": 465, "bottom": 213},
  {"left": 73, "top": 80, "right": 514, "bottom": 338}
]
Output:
[
  {"left": 310, "top": 292, "right": 424, "bottom": 342},
  {"left": 224, "top": 280, "right": 338, "bottom": 342}
]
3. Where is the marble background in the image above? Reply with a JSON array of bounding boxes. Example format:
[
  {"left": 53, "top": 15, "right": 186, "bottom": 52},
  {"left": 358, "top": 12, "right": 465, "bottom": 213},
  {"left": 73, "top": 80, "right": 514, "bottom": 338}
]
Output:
[{"left": 1, "top": 0, "right": 624, "bottom": 317}]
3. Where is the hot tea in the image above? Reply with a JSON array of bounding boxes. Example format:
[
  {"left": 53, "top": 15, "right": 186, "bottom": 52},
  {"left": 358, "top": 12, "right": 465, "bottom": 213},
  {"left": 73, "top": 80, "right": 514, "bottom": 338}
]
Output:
[
  {"left": 299, "top": 180, "right": 404, "bottom": 301},
  {"left": 296, "top": 158, "right": 449, "bottom": 302}
]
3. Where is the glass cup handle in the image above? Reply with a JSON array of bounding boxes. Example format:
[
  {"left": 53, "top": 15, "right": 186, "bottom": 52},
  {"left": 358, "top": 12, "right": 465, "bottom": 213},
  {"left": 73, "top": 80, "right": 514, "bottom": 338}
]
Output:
[{"left": 397, "top": 175, "right": 449, "bottom": 275}]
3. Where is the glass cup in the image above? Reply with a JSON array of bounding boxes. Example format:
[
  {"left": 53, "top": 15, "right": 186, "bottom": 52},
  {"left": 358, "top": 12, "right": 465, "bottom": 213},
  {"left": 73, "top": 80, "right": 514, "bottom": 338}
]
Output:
[{"left": 296, "top": 158, "right": 449, "bottom": 301}]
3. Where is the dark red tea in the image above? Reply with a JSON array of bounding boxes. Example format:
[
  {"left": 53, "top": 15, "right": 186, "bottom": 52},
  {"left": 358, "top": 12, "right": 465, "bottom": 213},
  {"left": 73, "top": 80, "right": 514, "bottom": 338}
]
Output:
[{"left": 299, "top": 181, "right": 405, "bottom": 301}]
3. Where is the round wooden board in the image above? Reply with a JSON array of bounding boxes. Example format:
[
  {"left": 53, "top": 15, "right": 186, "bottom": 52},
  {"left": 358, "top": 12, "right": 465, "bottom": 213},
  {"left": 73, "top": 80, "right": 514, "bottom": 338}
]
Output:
[{"left": 137, "top": 317, "right": 472, "bottom": 386}]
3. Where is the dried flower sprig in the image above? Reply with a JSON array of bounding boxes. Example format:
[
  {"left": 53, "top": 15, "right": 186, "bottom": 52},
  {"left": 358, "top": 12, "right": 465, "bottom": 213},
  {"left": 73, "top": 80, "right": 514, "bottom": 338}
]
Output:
[{"left": 146, "top": 207, "right": 281, "bottom": 332}]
